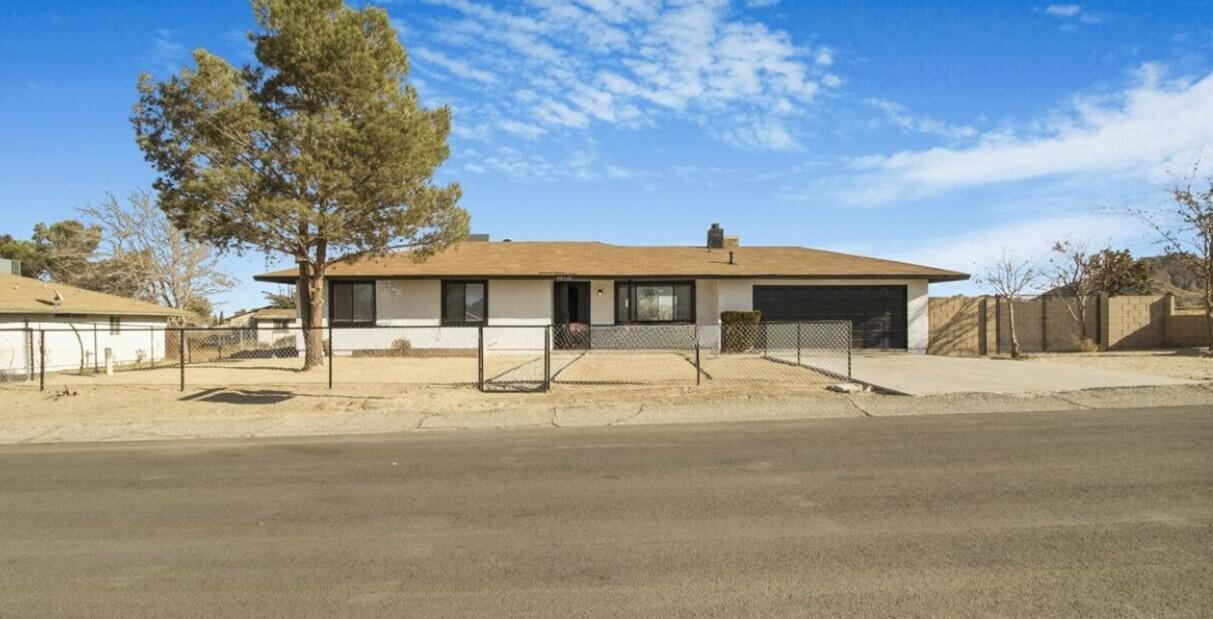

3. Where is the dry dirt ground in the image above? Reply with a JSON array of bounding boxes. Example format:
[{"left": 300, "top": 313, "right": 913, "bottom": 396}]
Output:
[
  {"left": 1030, "top": 349, "right": 1213, "bottom": 381},
  {"left": 0, "top": 381, "right": 838, "bottom": 429}
]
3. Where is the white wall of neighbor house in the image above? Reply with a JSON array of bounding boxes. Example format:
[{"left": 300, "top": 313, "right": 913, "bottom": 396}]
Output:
[
  {"left": 714, "top": 278, "right": 930, "bottom": 353},
  {"left": 0, "top": 315, "right": 171, "bottom": 377}
]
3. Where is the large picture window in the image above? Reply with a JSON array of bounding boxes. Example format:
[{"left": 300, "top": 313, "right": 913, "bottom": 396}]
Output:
[
  {"left": 329, "top": 281, "right": 375, "bottom": 326},
  {"left": 615, "top": 281, "right": 694, "bottom": 324},
  {"left": 442, "top": 281, "right": 488, "bottom": 325}
]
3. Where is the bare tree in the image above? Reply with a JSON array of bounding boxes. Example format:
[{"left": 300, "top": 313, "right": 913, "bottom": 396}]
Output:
[
  {"left": 1047, "top": 240, "right": 1097, "bottom": 348},
  {"left": 1138, "top": 168, "right": 1213, "bottom": 352},
  {"left": 80, "top": 191, "right": 235, "bottom": 318},
  {"left": 977, "top": 250, "right": 1041, "bottom": 358}
]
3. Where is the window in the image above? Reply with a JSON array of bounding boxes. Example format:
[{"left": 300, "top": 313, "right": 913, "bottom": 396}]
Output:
[
  {"left": 329, "top": 281, "right": 376, "bottom": 326},
  {"left": 442, "top": 281, "right": 488, "bottom": 325},
  {"left": 615, "top": 281, "right": 694, "bottom": 323},
  {"left": 109, "top": 316, "right": 121, "bottom": 335}
]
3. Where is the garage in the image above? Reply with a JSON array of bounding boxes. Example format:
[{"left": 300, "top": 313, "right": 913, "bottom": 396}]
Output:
[{"left": 753, "top": 285, "right": 908, "bottom": 349}]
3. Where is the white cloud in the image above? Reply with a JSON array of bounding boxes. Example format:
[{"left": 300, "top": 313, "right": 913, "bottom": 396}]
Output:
[
  {"left": 498, "top": 119, "right": 548, "bottom": 139},
  {"left": 1043, "top": 4, "right": 1081, "bottom": 18},
  {"left": 146, "top": 29, "right": 187, "bottom": 75},
  {"left": 893, "top": 212, "right": 1142, "bottom": 288},
  {"left": 841, "top": 65, "right": 1213, "bottom": 204},
  {"left": 746, "top": 0, "right": 781, "bottom": 7},
  {"left": 412, "top": 48, "right": 497, "bottom": 84},
  {"left": 1038, "top": 4, "right": 1105, "bottom": 26},
  {"left": 405, "top": 0, "right": 833, "bottom": 150},
  {"left": 864, "top": 97, "right": 977, "bottom": 141}
]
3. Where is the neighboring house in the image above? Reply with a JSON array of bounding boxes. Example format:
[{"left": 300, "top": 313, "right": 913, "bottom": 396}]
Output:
[
  {"left": 0, "top": 271, "right": 187, "bottom": 377},
  {"left": 246, "top": 308, "right": 296, "bottom": 345},
  {"left": 220, "top": 307, "right": 296, "bottom": 344},
  {"left": 255, "top": 224, "right": 967, "bottom": 353}
]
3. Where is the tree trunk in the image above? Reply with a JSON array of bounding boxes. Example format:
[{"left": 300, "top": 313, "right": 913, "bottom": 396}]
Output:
[
  {"left": 298, "top": 261, "right": 326, "bottom": 370},
  {"left": 1205, "top": 293, "right": 1213, "bottom": 355},
  {"left": 1007, "top": 298, "right": 1022, "bottom": 358}
]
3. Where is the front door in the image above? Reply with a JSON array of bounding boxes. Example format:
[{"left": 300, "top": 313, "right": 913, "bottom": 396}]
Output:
[{"left": 553, "top": 281, "right": 591, "bottom": 349}]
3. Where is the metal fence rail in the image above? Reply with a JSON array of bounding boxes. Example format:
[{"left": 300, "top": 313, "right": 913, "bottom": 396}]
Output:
[{"left": 1, "top": 321, "right": 851, "bottom": 393}]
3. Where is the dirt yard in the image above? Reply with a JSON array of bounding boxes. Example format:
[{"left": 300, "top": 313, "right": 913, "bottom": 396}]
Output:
[
  {"left": 1030, "top": 349, "right": 1213, "bottom": 381},
  {"left": 0, "top": 378, "right": 839, "bottom": 430}
]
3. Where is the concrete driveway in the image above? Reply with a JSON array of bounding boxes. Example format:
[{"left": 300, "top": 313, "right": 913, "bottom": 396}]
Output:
[{"left": 851, "top": 352, "right": 1195, "bottom": 395}]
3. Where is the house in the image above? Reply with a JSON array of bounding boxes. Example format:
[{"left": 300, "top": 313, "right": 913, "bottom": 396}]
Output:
[
  {"left": 254, "top": 225, "right": 967, "bottom": 353},
  {"left": 221, "top": 306, "right": 296, "bottom": 345},
  {"left": 0, "top": 269, "right": 187, "bottom": 377}
]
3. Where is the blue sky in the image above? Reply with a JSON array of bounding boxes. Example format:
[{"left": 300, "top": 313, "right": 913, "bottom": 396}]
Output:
[{"left": 2, "top": 1, "right": 1212, "bottom": 313}]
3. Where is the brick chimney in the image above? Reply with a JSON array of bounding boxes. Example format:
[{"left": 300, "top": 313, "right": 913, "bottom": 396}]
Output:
[{"left": 707, "top": 223, "right": 724, "bottom": 249}]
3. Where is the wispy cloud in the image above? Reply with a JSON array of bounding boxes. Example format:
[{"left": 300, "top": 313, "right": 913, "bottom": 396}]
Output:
[
  {"left": 863, "top": 97, "right": 978, "bottom": 141},
  {"left": 401, "top": 0, "right": 837, "bottom": 151},
  {"left": 1037, "top": 4, "right": 1106, "bottom": 26},
  {"left": 892, "top": 212, "right": 1142, "bottom": 284},
  {"left": 837, "top": 64, "right": 1213, "bottom": 204},
  {"left": 1043, "top": 4, "right": 1081, "bottom": 17},
  {"left": 412, "top": 48, "right": 497, "bottom": 84},
  {"left": 145, "top": 29, "right": 187, "bottom": 75}
]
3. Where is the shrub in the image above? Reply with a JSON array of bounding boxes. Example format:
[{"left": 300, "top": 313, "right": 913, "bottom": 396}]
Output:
[{"left": 721, "top": 311, "right": 762, "bottom": 353}]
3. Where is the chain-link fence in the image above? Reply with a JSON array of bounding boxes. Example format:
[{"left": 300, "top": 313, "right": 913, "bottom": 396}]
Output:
[{"left": 2, "top": 321, "right": 851, "bottom": 392}]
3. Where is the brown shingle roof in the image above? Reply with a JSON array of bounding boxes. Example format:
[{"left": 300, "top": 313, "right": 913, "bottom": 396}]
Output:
[
  {"left": 250, "top": 308, "right": 296, "bottom": 320},
  {"left": 255, "top": 241, "right": 968, "bottom": 283},
  {"left": 0, "top": 273, "right": 188, "bottom": 317}
]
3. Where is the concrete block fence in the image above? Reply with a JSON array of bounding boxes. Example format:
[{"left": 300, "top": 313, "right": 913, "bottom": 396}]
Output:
[{"left": 928, "top": 293, "right": 1209, "bottom": 356}]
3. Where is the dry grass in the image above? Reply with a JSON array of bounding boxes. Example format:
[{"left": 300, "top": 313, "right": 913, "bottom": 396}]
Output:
[{"left": 1030, "top": 349, "right": 1213, "bottom": 381}]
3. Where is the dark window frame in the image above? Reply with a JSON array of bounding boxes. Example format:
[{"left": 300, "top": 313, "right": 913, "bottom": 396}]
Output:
[
  {"left": 441, "top": 280, "right": 489, "bottom": 326},
  {"left": 328, "top": 280, "right": 377, "bottom": 327},
  {"left": 109, "top": 316, "right": 121, "bottom": 335},
  {"left": 614, "top": 280, "right": 696, "bottom": 325}
]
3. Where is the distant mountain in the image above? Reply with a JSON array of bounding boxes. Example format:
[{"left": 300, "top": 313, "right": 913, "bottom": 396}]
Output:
[{"left": 1142, "top": 254, "right": 1204, "bottom": 307}]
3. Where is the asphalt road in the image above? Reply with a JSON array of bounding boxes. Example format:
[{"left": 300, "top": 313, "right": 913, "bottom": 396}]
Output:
[{"left": 1, "top": 406, "right": 1211, "bottom": 618}]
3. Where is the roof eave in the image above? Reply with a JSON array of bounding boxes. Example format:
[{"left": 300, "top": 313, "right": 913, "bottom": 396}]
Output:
[{"left": 256, "top": 272, "right": 972, "bottom": 283}]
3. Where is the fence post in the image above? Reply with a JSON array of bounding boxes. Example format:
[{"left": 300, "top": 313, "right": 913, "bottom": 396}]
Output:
[
  {"left": 994, "top": 295, "right": 1003, "bottom": 355},
  {"left": 477, "top": 325, "right": 485, "bottom": 391},
  {"left": 694, "top": 326, "right": 701, "bottom": 386},
  {"left": 1040, "top": 296, "right": 1048, "bottom": 353},
  {"left": 93, "top": 324, "right": 99, "bottom": 373},
  {"left": 846, "top": 322, "right": 853, "bottom": 381},
  {"left": 327, "top": 325, "right": 334, "bottom": 390},
  {"left": 178, "top": 327, "right": 185, "bottom": 392},
  {"left": 150, "top": 328, "right": 156, "bottom": 368},
  {"left": 39, "top": 330, "right": 45, "bottom": 392},
  {"left": 796, "top": 322, "right": 802, "bottom": 366},
  {"left": 543, "top": 325, "right": 551, "bottom": 392}
]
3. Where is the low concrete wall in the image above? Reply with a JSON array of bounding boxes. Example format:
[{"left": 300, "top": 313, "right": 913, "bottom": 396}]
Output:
[
  {"left": 1167, "top": 308, "right": 1210, "bottom": 347},
  {"left": 929, "top": 293, "right": 1208, "bottom": 355}
]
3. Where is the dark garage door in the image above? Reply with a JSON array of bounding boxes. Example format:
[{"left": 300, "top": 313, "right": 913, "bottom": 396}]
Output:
[{"left": 753, "top": 285, "right": 908, "bottom": 349}]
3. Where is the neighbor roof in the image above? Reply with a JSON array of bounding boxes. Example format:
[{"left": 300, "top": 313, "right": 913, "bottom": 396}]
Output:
[
  {"left": 250, "top": 308, "right": 296, "bottom": 320},
  {"left": 255, "top": 241, "right": 968, "bottom": 283},
  {"left": 0, "top": 272, "right": 188, "bottom": 317}
]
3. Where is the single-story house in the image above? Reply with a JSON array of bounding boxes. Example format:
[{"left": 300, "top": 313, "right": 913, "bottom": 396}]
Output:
[
  {"left": 0, "top": 270, "right": 187, "bottom": 377},
  {"left": 221, "top": 307, "right": 297, "bottom": 345},
  {"left": 254, "top": 225, "right": 967, "bottom": 353}
]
